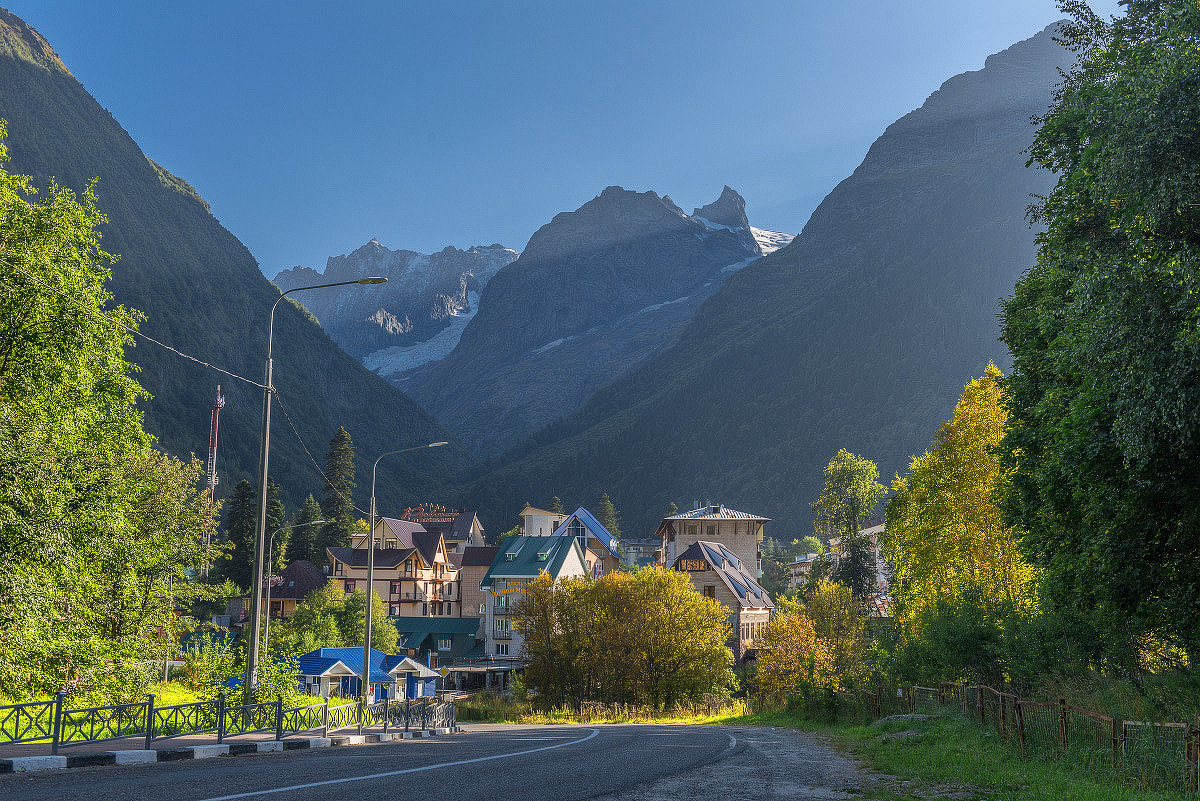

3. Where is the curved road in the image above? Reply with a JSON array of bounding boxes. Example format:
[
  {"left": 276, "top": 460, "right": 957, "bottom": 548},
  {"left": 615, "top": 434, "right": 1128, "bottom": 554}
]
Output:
[{"left": 0, "top": 723, "right": 865, "bottom": 801}]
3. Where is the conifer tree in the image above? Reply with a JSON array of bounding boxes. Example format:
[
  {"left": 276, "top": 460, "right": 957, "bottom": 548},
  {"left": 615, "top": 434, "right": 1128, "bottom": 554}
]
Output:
[
  {"left": 666, "top": 501, "right": 678, "bottom": 517},
  {"left": 290, "top": 494, "right": 323, "bottom": 564},
  {"left": 222, "top": 480, "right": 258, "bottom": 591},
  {"left": 548, "top": 496, "right": 564, "bottom": 514},
  {"left": 266, "top": 478, "right": 287, "bottom": 572},
  {"left": 319, "top": 427, "right": 357, "bottom": 562},
  {"left": 596, "top": 492, "right": 621, "bottom": 538}
]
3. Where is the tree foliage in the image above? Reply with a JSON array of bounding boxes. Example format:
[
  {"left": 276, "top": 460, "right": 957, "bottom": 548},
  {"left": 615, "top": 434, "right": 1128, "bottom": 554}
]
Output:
[
  {"left": 273, "top": 584, "right": 398, "bottom": 655},
  {"left": 219, "top": 480, "right": 257, "bottom": 592},
  {"left": 513, "top": 568, "right": 734, "bottom": 709},
  {"left": 885, "top": 364, "right": 1038, "bottom": 622},
  {"left": 0, "top": 135, "right": 218, "bottom": 701},
  {"left": 288, "top": 494, "right": 323, "bottom": 564},
  {"left": 595, "top": 492, "right": 621, "bottom": 538},
  {"left": 319, "top": 426, "right": 357, "bottom": 562},
  {"left": 811, "top": 449, "right": 885, "bottom": 539},
  {"left": 1000, "top": 0, "right": 1200, "bottom": 650}
]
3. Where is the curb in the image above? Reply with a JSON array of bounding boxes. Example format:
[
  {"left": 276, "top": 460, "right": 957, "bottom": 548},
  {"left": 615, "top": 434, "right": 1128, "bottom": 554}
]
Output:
[{"left": 0, "top": 729, "right": 461, "bottom": 774}]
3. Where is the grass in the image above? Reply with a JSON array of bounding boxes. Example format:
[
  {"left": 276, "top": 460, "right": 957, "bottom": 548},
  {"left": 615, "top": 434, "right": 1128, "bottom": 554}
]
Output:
[{"left": 456, "top": 694, "right": 752, "bottom": 725}]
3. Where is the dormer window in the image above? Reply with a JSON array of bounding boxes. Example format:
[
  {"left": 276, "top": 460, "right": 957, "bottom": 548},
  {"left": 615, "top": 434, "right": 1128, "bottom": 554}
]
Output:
[
  {"left": 505, "top": 553, "right": 516, "bottom": 561},
  {"left": 537, "top": 551, "right": 548, "bottom": 561}
]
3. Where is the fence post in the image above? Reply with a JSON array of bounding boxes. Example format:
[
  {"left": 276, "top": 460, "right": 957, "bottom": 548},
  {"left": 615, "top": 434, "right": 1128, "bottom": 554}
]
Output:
[
  {"left": 357, "top": 698, "right": 365, "bottom": 735},
  {"left": 144, "top": 693, "right": 156, "bottom": 749},
  {"left": 998, "top": 695, "right": 1006, "bottom": 739},
  {"left": 907, "top": 686, "right": 915, "bottom": 714},
  {"left": 51, "top": 691, "right": 65, "bottom": 755},
  {"left": 1058, "top": 698, "right": 1068, "bottom": 754},
  {"left": 405, "top": 699, "right": 411, "bottom": 732},
  {"left": 962, "top": 685, "right": 969, "bottom": 716},
  {"left": 322, "top": 696, "right": 330, "bottom": 738},
  {"left": 217, "top": 692, "right": 226, "bottom": 743},
  {"left": 383, "top": 698, "right": 390, "bottom": 735},
  {"left": 422, "top": 697, "right": 429, "bottom": 730},
  {"left": 937, "top": 684, "right": 944, "bottom": 706},
  {"left": 275, "top": 695, "right": 284, "bottom": 741},
  {"left": 978, "top": 687, "right": 985, "bottom": 725},
  {"left": 1111, "top": 717, "right": 1121, "bottom": 768},
  {"left": 1015, "top": 701, "right": 1027, "bottom": 756}
]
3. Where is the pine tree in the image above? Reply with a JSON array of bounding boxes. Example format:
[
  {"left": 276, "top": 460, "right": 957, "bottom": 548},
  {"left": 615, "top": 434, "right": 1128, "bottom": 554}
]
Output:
[
  {"left": 290, "top": 494, "right": 323, "bottom": 564},
  {"left": 221, "top": 480, "right": 258, "bottom": 591},
  {"left": 319, "top": 426, "right": 357, "bottom": 563},
  {"left": 266, "top": 478, "right": 287, "bottom": 572},
  {"left": 548, "top": 496, "right": 563, "bottom": 514},
  {"left": 596, "top": 492, "right": 621, "bottom": 538},
  {"left": 666, "top": 501, "right": 678, "bottom": 517}
]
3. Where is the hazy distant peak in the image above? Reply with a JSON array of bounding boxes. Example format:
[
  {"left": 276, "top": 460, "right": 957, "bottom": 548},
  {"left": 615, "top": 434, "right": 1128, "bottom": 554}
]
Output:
[
  {"left": 693, "top": 186, "right": 750, "bottom": 231},
  {"left": 0, "top": 9, "right": 69, "bottom": 75}
]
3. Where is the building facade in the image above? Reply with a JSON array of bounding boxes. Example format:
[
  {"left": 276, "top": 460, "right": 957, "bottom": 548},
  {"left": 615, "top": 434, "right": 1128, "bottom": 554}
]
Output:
[
  {"left": 656, "top": 504, "right": 769, "bottom": 578},
  {"left": 550, "top": 507, "right": 623, "bottom": 577},
  {"left": 519, "top": 505, "right": 568, "bottom": 537},
  {"left": 670, "top": 540, "right": 774, "bottom": 661},
  {"left": 400, "top": 504, "right": 486, "bottom": 554},
  {"left": 453, "top": 545, "right": 500, "bottom": 619}
]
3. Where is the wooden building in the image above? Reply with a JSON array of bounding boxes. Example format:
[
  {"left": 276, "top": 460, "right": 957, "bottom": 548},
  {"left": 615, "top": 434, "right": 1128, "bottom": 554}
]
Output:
[{"left": 326, "top": 518, "right": 460, "bottom": 617}]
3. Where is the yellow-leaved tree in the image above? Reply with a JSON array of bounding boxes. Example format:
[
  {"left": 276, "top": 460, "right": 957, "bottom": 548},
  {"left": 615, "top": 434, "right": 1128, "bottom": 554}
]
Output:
[{"left": 882, "top": 363, "right": 1038, "bottom": 622}]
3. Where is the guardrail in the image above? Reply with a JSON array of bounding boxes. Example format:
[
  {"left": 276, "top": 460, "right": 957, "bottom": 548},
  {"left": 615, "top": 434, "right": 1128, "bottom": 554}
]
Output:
[{"left": 0, "top": 692, "right": 457, "bottom": 754}]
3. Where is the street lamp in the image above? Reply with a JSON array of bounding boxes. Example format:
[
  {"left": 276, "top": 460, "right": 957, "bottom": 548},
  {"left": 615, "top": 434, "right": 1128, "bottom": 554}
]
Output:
[
  {"left": 361, "top": 441, "right": 448, "bottom": 703},
  {"left": 243, "top": 276, "right": 387, "bottom": 703},
  {"left": 261, "top": 519, "right": 325, "bottom": 656}
]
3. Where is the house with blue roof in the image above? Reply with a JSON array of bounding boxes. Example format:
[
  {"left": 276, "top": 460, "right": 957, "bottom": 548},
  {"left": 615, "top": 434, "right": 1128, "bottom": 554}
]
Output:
[
  {"left": 550, "top": 507, "right": 623, "bottom": 578},
  {"left": 297, "top": 647, "right": 439, "bottom": 701}
]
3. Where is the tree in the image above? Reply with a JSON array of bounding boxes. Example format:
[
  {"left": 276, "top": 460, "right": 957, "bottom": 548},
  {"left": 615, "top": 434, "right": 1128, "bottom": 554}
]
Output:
[
  {"left": 0, "top": 131, "right": 220, "bottom": 701},
  {"left": 548, "top": 496, "right": 564, "bottom": 515},
  {"left": 1000, "top": 0, "right": 1200, "bottom": 652},
  {"left": 796, "top": 536, "right": 824, "bottom": 557},
  {"left": 274, "top": 584, "right": 398, "bottom": 655},
  {"left": 754, "top": 611, "right": 834, "bottom": 704},
  {"left": 220, "top": 480, "right": 258, "bottom": 591},
  {"left": 810, "top": 450, "right": 885, "bottom": 540},
  {"left": 666, "top": 501, "right": 678, "bottom": 517},
  {"left": 319, "top": 426, "right": 357, "bottom": 562},
  {"left": 884, "top": 365, "right": 1038, "bottom": 622},
  {"left": 595, "top": 492, "right": 621, "bottom": 538},
  {"left": 289, "top": 495, "right": 323, "bottom": 564},
  {"left": 831, "top": 534, "right": 876, "bottom": 600},
  {"left": 266, "top": 478, "right": 287, "bottom": 572}
]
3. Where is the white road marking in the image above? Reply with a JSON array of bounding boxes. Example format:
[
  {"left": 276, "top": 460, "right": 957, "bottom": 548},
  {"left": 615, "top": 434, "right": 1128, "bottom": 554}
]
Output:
[{"left": 197, "top": 728, "right": 600, "bottom": 801}]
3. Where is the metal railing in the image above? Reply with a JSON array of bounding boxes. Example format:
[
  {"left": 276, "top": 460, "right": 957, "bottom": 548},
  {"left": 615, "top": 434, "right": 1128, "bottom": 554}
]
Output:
[{"left": 0, "top": 691, "right": 457, "bottom": 754}]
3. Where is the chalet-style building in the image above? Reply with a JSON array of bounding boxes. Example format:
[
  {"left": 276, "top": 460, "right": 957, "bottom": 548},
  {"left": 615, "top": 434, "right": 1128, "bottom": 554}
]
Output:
[
  {"left": 550, "top": 507, "right": 623, "bottom": 577},
  {"left": 225, "top": 559, "right": 326, "bottom": 628},
  {"left": 400, "top": 504, "right": 486, "bottom": 554},
  {"left": 297, "top": 647, "right": 438, "bottom": 701},
  {"left": 670, "top": 541, "right": 774, "bottom": 661},
  {"left": 452, "top": 545, "right": 500, "bottom": 619},
  {"left": 326, "top": 518, "right": 460, "bottom": 617},
  {"left": 519, "top": 505, "right": 568, "bottom": 537},
  {"left": 786, "top": 553, "right": 822, "bottom": 591},
  {"left": 656, "top": 504, "right": 769, "bottom": 578},
  {"left": 392, "top": 616, "right": 481, "bottom": 667},
  {"left": 479, "top": 535, "right": 587, "bottom": 662}
]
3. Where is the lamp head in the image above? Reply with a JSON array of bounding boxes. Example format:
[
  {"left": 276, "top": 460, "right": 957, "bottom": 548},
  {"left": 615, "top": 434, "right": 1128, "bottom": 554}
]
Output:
[
  {"left": 358, "top": 277, "right": 388, "bottom": 284},
  {"left": 429, "top": 441, "right": 449, "bottom": 447}
]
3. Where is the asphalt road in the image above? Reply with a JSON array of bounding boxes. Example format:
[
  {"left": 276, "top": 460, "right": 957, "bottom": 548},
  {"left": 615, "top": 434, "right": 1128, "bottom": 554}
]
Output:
[{"left": 0, "top": 723, "right": 867, "bottom": 801}]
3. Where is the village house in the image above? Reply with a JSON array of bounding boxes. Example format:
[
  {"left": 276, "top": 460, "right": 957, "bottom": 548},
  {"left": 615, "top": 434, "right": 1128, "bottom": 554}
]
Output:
[
  {"left": 452, "top": 545, "right": 500, "bottom": 619},
  {"left": 550, "top": 507, "right": 623, "bottom": 577},
  {"left": 400, "top": 503, "right": 486, "bottom": 554},
  {"left": 479, "top": 535, "right": 587, "bottom": 686},
  {"left": 519, "top": 505, "right": 568, "bottom": 537},
  {"left": 297, "top": 646, "right": 439, "bottom": 702},
  {"left": 786, "top": 553, "right": 823, "bottom": 591},
  {"left": 670, "top": 540, "right": 774, "bottom": 662},
  {"left": 656, "top": 504, "right": 769, "bottom": 578},
  {"left": 326, "top": 517, "right": 460, "bottom": 617},
  {"left": 391, "top": 616, "right": 481, "bottom": 667},
  {"left": 621, "top": 537, "right": 660, "bottom": 568}
]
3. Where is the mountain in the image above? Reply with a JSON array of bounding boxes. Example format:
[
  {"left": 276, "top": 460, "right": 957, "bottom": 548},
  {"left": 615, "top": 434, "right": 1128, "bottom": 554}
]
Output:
[
  {"left": 0, "top": 9, "right": 467, "bottom": 513},
  {"left": 273, "top": 240, "right": 518, "bottom": 362},
  {"left": 465, "top": 24, "right": 1073, "bottom": 535},
  {"left": 399, "top": 185, "right": 793, "bottom": 457}
]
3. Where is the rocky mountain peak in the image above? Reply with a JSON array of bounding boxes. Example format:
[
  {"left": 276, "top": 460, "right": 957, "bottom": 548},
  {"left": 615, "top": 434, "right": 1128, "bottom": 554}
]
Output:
[
  {"left": 692, "top": 186, "right": 750, "bottom": 230},
  {"left": 0, "top": 8, "right": 69, "bottom": 75}
]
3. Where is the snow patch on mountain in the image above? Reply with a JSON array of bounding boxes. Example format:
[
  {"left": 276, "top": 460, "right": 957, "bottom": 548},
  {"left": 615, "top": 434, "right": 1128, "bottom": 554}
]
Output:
[
  {"left": 751, "top": 227, "right": 795, "bottom": 254},
  {"left": 362, "top": 291, "right": 483, "bottom": 376}
]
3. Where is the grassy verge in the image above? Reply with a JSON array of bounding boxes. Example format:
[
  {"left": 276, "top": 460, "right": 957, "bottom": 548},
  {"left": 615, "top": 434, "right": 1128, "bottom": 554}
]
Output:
[{"left": 456, "top": 695, "right": 752, "bottom": 725}]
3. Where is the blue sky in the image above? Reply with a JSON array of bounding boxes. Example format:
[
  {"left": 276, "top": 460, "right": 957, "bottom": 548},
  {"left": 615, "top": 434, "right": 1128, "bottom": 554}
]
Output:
[{"left": 8, "top": 1, "right": 1120, "bottom": 276}]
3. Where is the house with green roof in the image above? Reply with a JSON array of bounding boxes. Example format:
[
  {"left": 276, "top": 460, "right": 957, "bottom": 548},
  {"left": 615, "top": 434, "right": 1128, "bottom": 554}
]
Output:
[
  {"left": 479, "top": 535, "right": 587, "bottom": 667},
  {"left": 391, "top": 615, "right": 481, "bottom": 667}
]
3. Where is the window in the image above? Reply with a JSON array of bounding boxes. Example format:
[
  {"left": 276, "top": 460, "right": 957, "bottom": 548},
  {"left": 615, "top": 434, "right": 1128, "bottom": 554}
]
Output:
[
  {"left": 703, "top": 585, "right": 715, "bottom": 599},
  {"left": 478, "top": 603, "right": 486, "bottom": 614},
  {"left": 495, "top": 618, "right": 510, "bottom": 633},
  {"left": 390, "top": 581, "right": 402, "bottom": 595},
  {"left": 404, "top": 560, "right": 412, "bottom": 576},
  {"left": 333, "top": 562, "right": 344, "bottom": 576},
  {"left": 446, "top": 584, "right": 454, "bottom": 598},
  {"left": 495, "top": 643, "right": 508, "bottom": 656},
  {"left": 344, "top": 580, "right": 356, "bottom": 593},
  {"left": 687, "top": 525, "right": 697, "bottom": 537},
  {"left": 438, "top": 638, "right": 452, "bottom": 651},
  {"left": 389, "top": 603, "right": 400, "bottom": 616},
  {"left": 421, "top": 602, "right": 428, "bottom": 616},
  {"left": 505, "top": 553, "right": 515, "bottom": 561},
  {"left": 706, "top": 525, "right": 716, "bottom": 537}
]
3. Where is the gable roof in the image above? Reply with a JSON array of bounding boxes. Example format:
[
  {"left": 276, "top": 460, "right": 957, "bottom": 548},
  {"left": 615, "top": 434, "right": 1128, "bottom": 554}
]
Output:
[
  {"left": 671, "top": 541, "right": 774, "bottom": 610},
  {"left": 263, "top": 559, "right": 326, "bottom": 599},
  {"left": 410, "top": 530, "right": 444, "bottom": 565},
  {"left": 399, "top": 506, "right": 484, "bottom": 541},
  {"left": 459, "top": 546, "right": 500, "bottom": 568},
  {"left": 377, "top": 517, "right": 427, "bottom": 544},
  {"left": 519, "top": 505, "right": 562, "bottom": 518},
  {"left": 663, "top": 504, "right": 769, "bottom": 522},
  {"left": 327, "top": 546, "right": 415, "bottom": 570},
  {"left": 298, "top": 647, "right": 396, "bottom": 682},
  {"left": 550, "top": 507, "right": 621, "bottom": 558},
  {"left": 381, "top": 654, "right": 439, "bottom": 677},
  {"left": 479, "top": 535, "right": 585, "bottom": 588}
]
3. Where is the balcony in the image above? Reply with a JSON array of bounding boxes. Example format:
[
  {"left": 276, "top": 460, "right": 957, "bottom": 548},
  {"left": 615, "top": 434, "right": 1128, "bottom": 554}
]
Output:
[{"left": 492, "top": 629, "right": 512, "bottom": 640}]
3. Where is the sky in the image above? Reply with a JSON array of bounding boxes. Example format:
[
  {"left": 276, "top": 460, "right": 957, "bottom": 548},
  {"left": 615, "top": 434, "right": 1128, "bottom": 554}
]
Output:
[{"left": 8, "top": 1, "right": 1122, "bottom": 277}]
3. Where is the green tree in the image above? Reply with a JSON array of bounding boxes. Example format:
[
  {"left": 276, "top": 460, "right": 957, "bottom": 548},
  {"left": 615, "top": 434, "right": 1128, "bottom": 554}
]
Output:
[
  {"left": 595, "top": 492, "right": 621, "bottom": 538},
  {"left": 319, "top": 426, "right": 357, "bottom": 561},
  {"left": 274, "top": 584, "right": 398, "bottom": 655},
  {"left": 548, "top": 496, "right": 564, "bottom": 514},
  {"left": 811, "top": 450, "right": 885, "bottom": 599},
  {"left": 221, "top": 480, "right": 258, "bottom": 591},
  {"left": 1000, "top": 0, "right": 1200, "bottom": 653},
  {"left": 796, "top": 536, "right": 824, "bottom": 557},
  {"left": 265, "top": 478, "right": 287, "bottom": 573},
  {"left": 289, "top": 494, "right": 323, "bottom": 564},
  {"left": 666, "top": 501, "right": 678, "bottom": 517}
]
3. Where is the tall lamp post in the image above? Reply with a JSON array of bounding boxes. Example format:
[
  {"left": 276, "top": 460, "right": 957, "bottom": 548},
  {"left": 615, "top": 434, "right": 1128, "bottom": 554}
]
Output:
[
  {"left": 243, "top": 276, "right": 387, "bottom": 703},
  {"left": 361, "top": 441, "right": 448, "bottom": 703},
  {"left": 261, "top": 518, "right": 325, "bottom": 656}
]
